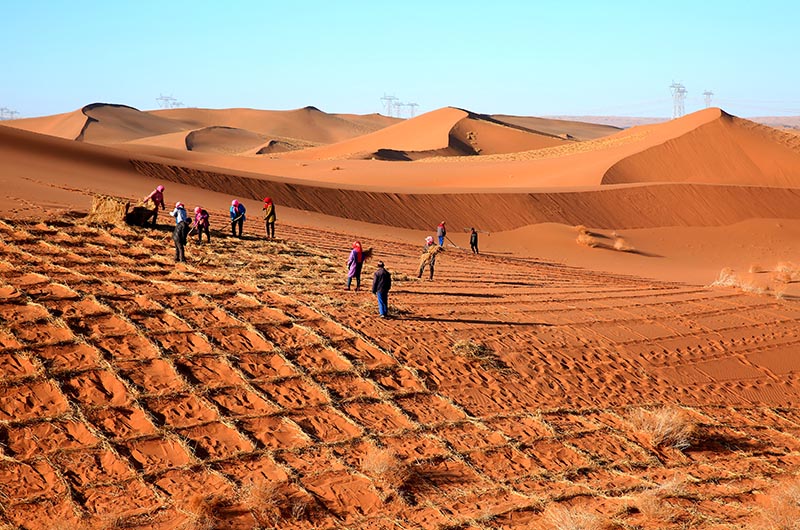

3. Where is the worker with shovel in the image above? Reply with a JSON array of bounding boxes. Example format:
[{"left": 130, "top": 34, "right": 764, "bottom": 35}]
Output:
[
  {"left": 143, "top": 185, "right": 166, "bottom": 227},
  {"left": 262, "top": 197, "right": 277, "bottom": 239},
  {"left": 192, "top": 206, "right": 211, "bottom": 244},
  {"left": 230, "top": 200, "right": 246, "bottom": 237}
]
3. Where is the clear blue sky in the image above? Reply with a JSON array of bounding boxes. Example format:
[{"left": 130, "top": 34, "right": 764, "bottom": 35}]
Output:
[{"left": 2, "top": 0, "right": 798, "bottom": 118}]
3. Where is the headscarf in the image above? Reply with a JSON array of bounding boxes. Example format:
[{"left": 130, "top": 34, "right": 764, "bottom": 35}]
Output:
[
  {"left": 425, "top": 236, "right": 434, "bottom": 245},
  {"left": 263, "top": 197, "right": 273, "bottom": 205},
  {"left": 352, "top": 241, "right": 363, "bottom": 262}
]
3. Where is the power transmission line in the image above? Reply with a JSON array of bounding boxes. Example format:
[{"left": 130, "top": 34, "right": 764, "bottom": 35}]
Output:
[
  {"left": 156, "top": 94, "right": 184, "bottom": 109},
  {"left": 379, "top": 94, "right": 418, "bottom": 118},
  {"left": 670, "top": 81, "right": 688, "bottom": 118},
  {"left": 0, "top": 107, "right": 20, "bottom": 120},
  {"left": 702, "top": 90, "right": 714, "bottom": 108}
]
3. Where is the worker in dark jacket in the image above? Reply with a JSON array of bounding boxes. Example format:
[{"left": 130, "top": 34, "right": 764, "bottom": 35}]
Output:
[
  {"left": 230, "top": 200, "right": 246, "bottom": 237},
  {"left": 470, "top": 227, "right": 479, "bottom": 254},
  {"left": 371, "top": 261, "right": 392, "bottom": 318},
  {"left": 172, "top": 204, "right": 192, "bottom": 263}
]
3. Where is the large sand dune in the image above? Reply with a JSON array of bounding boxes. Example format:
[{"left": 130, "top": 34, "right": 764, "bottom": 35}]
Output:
[
  {"left": 277, "top": 107, "right": 572, "bottom": 161},
  {"left": 603, "top": 110, "right": 800, "bottom": 186},
  {"left": 492, "top": 114, "right": 622, "bottom": 141},
  {"left": 6, "top": 103, "right": 190, "bottom": 143},
  {"left": 3, "top": 106, "right": 800, "bottom": 229},
  {"left": 152, "top": 106, "right": 399, "bottom": 144}
]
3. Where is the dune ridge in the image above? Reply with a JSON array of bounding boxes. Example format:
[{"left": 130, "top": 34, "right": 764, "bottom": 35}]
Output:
[
  {"left": 492, "top": 114, "right": 622, "bottom": 141},
  {"left": 152, "top": 106, "right": 399, "bottom": 144},
  {"left": 130, "top": 159, "right": 800, "bottom": 230},
  {"left": 603, "top": 110, "right": 800, "bottom": 186},
  {"left": 278, "top": 107, "right": 572, "bottom": 161},
  {"left": 184, "top": 126, "right": 268, "bottom": 154},
  {"left": 3, "top": 117, "right": 800, "bottom": 230}
]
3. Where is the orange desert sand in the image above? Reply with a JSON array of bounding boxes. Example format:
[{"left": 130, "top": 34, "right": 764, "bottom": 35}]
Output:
[{"left": 1, "top": 103, "right": 800, "bottom": 529}]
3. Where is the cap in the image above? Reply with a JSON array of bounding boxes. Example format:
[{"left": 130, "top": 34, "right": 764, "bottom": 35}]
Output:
[
  {"left": 377, "top": 261, "right": 384, "bottom": 267},
  {"left": 156, "top": 185, "right": 165, "bottom": 192},
  {"left": 425, "top": 236, "right": 434, "bottom": 244},
  {"left": 175, "top": 202, "right": 184, "bottom": 208},
  {"left": 232, "top": 199, "right": 239, "bottom": 206}
]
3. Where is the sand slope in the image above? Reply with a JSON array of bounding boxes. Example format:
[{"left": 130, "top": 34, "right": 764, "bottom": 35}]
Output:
[
  {"left": 604, "top": 110, "right": 800, "bottom": 186},
  {"left": 3, "top": 108, "right": 800, "bottom": 231},
  {"left": 1, "top": 103, "right": 191, "bottom": 143},
  {"left": 278, "top": 107, "right": 571, "bottom": 160},
  {"left": 492, "top": 114, "right": 621, "bottom": 141},
  {"left": 152, "top": 106, "right": 398, "bottom": 144},
  {"left": 185, "top": 126, "right": 268, "bottom": 154},
  {"left": 0, "top": 108, "right": 89, "bottom": 140},
  {"left": 1, "top": 217, "right": 800, "bottom": 529}
]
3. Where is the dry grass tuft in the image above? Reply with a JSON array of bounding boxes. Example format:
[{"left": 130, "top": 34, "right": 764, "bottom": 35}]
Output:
[
  {"left": 775, "top": 262, "right": 800, "bottom": 284},
  {"left": 452, "top": 339, "right": 507, "bottom": 371},
  {"left": 83, "top": 195, "right": 130, "bottom": 226},
  {"left": 238, "top": 480, "right": 312, "bottom": 527},
  {"left": 574, "top": 225, "right": 589, "bottom": 235},
  {"left": 711, "top": 267, "right": 738, "bottom": 288},
  {"left": 633, "top": 475, "right": 688, "bottom": 522},
  {"left": 629, "top": 407, "right": 695, "bottom": 450},
  {"left": 757, "top": 478, "right": 800, "bottom": 529},
  {"left": 576, "top": 233, "right": 600, "bottom": 248},
  {"left": 180, "top": 493, "right": 231, "bottom": 530},
  {"left": 543, "top": 505, "right": 603, "bottom": 530},
  {"left": 776, "top": 261, "right": 800, "bottom": 274},
  {"left": 749, "top": 263, "right": 765, "bottom": 273},
  {"left": 711, "top": 267, "right": 771, "bottom": 295},
  {"left": 612, "top": 236, "right": 634, "bottom": 252},
  {"left": 361, "top": 446, "right": 413, "bottom": 492}
]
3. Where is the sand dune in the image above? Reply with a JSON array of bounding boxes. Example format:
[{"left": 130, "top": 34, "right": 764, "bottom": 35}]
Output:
[
  {"left": 492, "top": 114, "right": 621, "bottom": 141},
  {"left": 152, "top": 106, "right": 399, "bottom": 144},
  {"left": 751, "top": 115, "right": 800, "bottom": 130},
  {"left": 0, "top": 108, "right": 89, "bottom": 140},
  {"left": 77, "top": 103, "right": 191, "bottom": 144},
  {"left": 3, "top": 107, "right": 800, "bottom": 231},
  {"left": 185, "top": 126, "right": 267, "bottom": 154},
  {"left": 603, "top": 109, "right": 800, "bottom": 186},
  {"left": 0, "top": 103, "right": 190, "bottom": 144},
  {"left": 278, "top": 107, "right": 571, "bottom": 160},
  {"left": 3, "top": 104, "right": 401, "bottom": 152}
]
